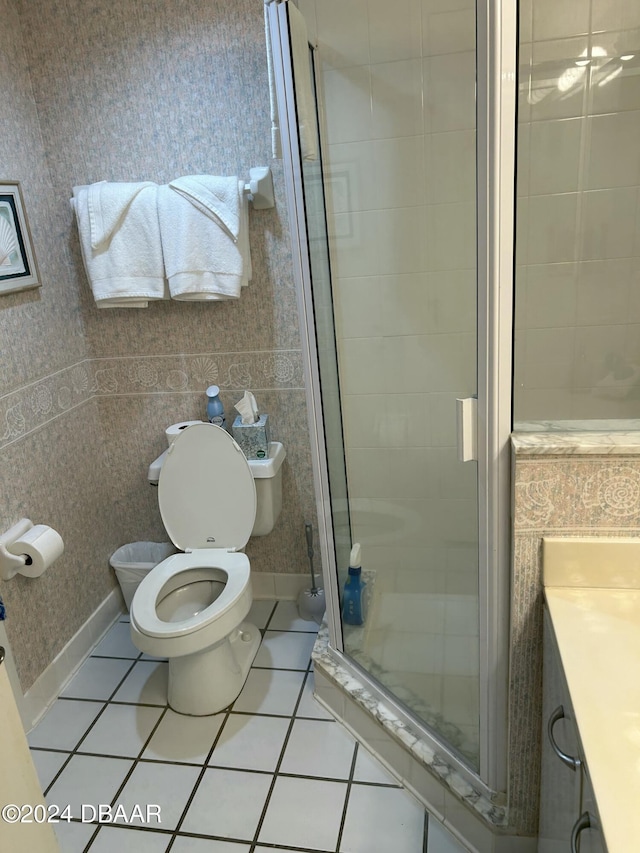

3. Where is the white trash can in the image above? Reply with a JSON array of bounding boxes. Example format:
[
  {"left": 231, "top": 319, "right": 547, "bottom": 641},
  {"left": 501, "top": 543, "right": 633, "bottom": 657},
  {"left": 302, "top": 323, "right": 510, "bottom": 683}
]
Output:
[{"left": 109, "top": 541, "right": 176, "bottom": 610}]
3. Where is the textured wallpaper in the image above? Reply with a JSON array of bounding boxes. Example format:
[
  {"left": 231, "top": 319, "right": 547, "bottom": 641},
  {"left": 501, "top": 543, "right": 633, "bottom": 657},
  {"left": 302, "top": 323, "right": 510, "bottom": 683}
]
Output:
[
  {"left": 0, "top": 0, "right": 313, "bottom": 692},
  {"left": 509, "top": 443, "right": 640, "bottom": 835}
]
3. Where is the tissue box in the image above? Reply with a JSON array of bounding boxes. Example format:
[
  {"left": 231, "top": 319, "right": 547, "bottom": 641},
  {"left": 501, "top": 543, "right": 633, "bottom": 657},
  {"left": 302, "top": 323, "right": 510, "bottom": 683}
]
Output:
[{"left": 232, "top": 414, "right": 270, "bottom": 460}]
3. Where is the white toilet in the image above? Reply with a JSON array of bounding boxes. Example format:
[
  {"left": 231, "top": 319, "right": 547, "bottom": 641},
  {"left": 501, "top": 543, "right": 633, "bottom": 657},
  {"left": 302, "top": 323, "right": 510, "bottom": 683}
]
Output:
[{"left": 130, "top": 421, "right": 284, "bottom": 716}]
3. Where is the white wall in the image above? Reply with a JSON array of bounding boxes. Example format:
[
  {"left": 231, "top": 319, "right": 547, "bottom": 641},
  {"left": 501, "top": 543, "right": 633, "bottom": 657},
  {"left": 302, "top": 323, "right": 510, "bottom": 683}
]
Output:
[
  {"left": 301, "top": 0, "right": 479, "bottom": 593},
  {"left": 515, "top": 0, "right": 640, "bottom": 423}
]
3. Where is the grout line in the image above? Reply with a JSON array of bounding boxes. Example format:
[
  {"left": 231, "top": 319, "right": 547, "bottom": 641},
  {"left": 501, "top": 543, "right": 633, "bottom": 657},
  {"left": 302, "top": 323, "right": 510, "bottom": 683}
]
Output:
[
  {"left": 164, "top": 704, "right": 235, "bottom": 850},
  {"left": 262, "top": 600, "right": 279, "bottom": 633},
  {"left": 58, "top": 696, "right": 166, "bottom": 708},
  {"left": 89, "top": 655, "right": 141, "bottom": 661},
  {"left": 334, "top": 740, "right": 359, "bottom": 853},
  {"left": 34, "top": 608, "right": 372, "bottom": 853},
  {"left": 46, "top": 658, "right": 167, "bottom": 850},
  {"left": 248, "top": 653, "right": 312, "bottom": 851},
  {"left": 42, "top": 656, "right": 140, "bottom": 798},
  {"left": 423, "top": 807, "right": 430, "bottom": 853},
  {"left": 81, "top": 705, "right": 172, "bottom": 851},
  {"left": 251, "top": 665, "right": 316, "bottom": 672}
]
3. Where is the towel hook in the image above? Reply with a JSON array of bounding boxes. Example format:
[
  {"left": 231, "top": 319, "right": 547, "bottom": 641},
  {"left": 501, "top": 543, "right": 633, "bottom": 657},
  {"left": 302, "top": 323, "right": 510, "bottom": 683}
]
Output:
[{"left": 244, "top": 167, "right": 274, "bottom": 210}]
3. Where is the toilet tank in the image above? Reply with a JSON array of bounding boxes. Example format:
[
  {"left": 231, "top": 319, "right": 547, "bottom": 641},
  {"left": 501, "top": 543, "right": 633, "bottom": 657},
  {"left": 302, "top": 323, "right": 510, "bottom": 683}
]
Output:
[
  {"left": 248, "top": 442, "right": 286, "bottom": 536},
  {"left": 147, "top": 436, "right": 285, "bottom": 538}
]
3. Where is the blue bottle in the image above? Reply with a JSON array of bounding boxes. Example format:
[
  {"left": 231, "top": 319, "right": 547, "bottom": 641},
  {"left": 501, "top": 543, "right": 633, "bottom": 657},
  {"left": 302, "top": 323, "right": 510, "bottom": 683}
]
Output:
[
  {"left": 206, "top": 385, "right": 226, "bottom": 429},
  {"left": 342, "top": 543, "right": 366, "bottom": 626}
]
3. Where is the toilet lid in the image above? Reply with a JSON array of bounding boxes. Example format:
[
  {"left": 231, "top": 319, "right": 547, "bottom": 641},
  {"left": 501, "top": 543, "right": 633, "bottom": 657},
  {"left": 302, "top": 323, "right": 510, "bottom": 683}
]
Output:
[{"left": 158, "top": 422, "right": 256, "bottom": 552}]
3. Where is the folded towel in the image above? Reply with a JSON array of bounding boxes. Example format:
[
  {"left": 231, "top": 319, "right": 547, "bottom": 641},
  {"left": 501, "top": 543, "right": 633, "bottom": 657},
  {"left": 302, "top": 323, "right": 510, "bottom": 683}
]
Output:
[
  {"left": 158, "top": 175, "right": 252, "bottom": 301},
  {"left": 72, "top": 181, "right": 165, "bottom": 308},
  {"left": 288, "top": 3, "right": 317, "bottom": 162}
]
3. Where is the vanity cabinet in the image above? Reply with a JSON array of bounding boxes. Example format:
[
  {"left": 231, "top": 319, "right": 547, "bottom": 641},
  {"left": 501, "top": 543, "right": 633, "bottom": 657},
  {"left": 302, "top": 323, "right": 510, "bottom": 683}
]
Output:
[{"left": 539, "top": 606, "right": 607, "bottom": 853}]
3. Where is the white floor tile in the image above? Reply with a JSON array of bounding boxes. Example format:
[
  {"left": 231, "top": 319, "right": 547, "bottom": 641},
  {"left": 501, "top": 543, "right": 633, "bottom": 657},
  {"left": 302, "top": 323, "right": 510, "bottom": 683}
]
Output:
[
  {"left": 268, "top": 600, "right": 320, "bottom": 632},
  {"left": 31, "top": 597, "right": 434, "bottom": 853},
  {"left": 143, "top": 708, "right": 225, "bottom": 763},
  {"left": 28, "top": 699, "right": 104, "bottom": 750},
  {"left": 258, "top": 776, "right": 347, "bottom": 850},
  {"left": 114, "top": 761, "right": 201, "bottom": 830},
  {"left": 46, "top": 754, "right": 133, "bottom": 819},
  {"left": 112, "top": 660, "right": 168, "bottom": 705},
  {"left": 180, "top": 767, "right": 272, "bottom": 841},
  {"left": 53, "top": 819, "right": 96, "bottom": 852},
  {"left": 78, "top": 704, "right": 163, "bottom": 757},
  {"left": 296, "top": 671, "right": 335, "bottom": 719},
  {"left": 280, "top": 718, "right": 356, "bottom": 779},
  {"left": 93, "top": 621, "right": 141, "bottom": 658},
  {"left": 353, "top": 746, "right": 399, "bottom": 786},
  {"left": 61, "top": 657, "right": 134, "bottom": 700},
  {"left": 30, "top": 749, "right": 70, "bottom": 792},
  {"left": 172, "top": 837, "right": 250, "bottom": 852},
  {"left": 209, "top": 713, "right": 289, "bottom": 772},
  {"left": 89, "top": 825, "right": 171, "bottom": 852},
  {"left": 427, "top": 815, "right": 467, "bottom": 853},
  {"left": 233, "top": 667, "right": 305, "bottom": 716},
  {"left": 247, "top": 599, "right": 276, "bottom": 629},
  {"left": 253, "top": 630, "right": 316, "bottom": 670},
  {"left": 340, "top": 784, "right": 424, "bottom": 853}
]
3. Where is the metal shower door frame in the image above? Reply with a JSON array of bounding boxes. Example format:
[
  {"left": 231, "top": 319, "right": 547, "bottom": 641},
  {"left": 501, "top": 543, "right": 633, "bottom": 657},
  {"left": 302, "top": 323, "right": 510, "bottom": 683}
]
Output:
[{"left": 268, "top": 0, "right": 516, "bottom": 794}]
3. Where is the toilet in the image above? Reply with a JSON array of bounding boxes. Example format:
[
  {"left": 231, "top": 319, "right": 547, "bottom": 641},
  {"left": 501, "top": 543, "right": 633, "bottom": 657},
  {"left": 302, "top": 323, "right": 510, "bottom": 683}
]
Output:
[{"left": 130, "top": 421, "right": 284, "bottom": 715}]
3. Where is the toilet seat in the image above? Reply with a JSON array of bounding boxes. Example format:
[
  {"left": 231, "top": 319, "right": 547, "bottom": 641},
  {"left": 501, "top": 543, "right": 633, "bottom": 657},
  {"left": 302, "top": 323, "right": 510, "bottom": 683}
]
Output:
[
  {"left": 131, "top": 424, "right": 258, "bottom": 658},
  {"left": 131, "top": 551, "right": 250, "bottom": 640},
  {"left": 158, "top": 422, "right": 256, "bottom": 551}
]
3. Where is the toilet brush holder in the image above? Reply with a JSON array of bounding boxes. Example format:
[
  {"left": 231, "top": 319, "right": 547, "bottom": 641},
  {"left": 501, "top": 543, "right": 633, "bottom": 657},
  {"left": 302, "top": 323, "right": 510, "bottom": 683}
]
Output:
[{"left": 297, "top": 523, "right": 325, "bottom": 625}]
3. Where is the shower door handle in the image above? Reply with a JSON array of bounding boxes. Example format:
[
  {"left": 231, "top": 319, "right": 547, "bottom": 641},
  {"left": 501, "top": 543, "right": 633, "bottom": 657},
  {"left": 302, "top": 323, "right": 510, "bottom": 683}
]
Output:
[{"left": 456, "top": 397, "right": 477, "bottom": 462}]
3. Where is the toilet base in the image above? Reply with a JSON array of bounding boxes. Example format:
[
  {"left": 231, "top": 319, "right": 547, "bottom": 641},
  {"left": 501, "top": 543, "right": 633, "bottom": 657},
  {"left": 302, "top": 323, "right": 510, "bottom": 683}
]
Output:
[{"left": 167, "top": 620, "right": 260, "bottom": 716}]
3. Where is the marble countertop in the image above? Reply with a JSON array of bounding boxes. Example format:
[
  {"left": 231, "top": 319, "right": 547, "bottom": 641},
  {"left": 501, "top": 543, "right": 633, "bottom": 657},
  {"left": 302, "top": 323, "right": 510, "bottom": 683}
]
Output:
[
  {"left": 512, "top": 429, "right": 640, "bottom": 455},
  {"left": 543, "top": 537, "right": 640, "bottom": 852}
]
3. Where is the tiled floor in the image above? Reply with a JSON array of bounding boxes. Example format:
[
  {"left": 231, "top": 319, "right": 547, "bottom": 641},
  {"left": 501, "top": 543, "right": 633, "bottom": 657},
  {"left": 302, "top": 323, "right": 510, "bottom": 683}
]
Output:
[{"left": 28, "top": 600, "right": 440, "bottom": 853}]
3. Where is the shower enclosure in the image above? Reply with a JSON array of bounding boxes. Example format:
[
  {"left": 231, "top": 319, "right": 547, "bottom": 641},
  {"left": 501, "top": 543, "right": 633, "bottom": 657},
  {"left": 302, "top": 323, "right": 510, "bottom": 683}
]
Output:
[{"left": 267, "top": 0, "right": 515, "bottom": 793}]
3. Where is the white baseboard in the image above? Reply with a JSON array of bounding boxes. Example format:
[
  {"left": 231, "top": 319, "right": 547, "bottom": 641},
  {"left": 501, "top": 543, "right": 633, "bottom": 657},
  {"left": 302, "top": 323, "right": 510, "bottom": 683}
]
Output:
[
  {"left": 11, "top": 573, "right": 308, "bottom": 732},
  {"left": 15, "top": 589, "right": 124, "bottom": 731},
  {"left": 252, "top": 571, "right": 311, "bottom": 600}
]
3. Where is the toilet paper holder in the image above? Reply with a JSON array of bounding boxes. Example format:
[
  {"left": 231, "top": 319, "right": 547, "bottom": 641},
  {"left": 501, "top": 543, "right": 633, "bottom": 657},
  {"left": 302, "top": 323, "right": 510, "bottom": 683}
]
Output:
[{"left": 0, "top": 518, "right": 64, "bottom": 581}]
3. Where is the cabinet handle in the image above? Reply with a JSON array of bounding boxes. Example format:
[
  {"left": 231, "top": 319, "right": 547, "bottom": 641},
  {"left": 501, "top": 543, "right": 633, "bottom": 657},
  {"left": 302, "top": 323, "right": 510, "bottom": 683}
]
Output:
[
  {"left": 548, "top": 705, "right": 581, "bottom": 771},
  {"left": 570, "top": 812, "right": 591, "bottom": 853}
]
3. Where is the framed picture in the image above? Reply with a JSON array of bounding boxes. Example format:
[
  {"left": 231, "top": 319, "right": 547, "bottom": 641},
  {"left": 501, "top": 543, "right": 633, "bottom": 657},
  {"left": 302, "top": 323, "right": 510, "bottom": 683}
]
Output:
[{"left": 0, "top": 181, "right": 40, "bottom": 295}]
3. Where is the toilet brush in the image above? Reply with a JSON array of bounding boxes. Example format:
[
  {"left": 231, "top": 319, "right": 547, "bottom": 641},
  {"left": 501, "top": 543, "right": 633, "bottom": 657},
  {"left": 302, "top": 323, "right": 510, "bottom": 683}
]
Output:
[{"left": 297, "top": 523, "right": 326, "bottom": 625}]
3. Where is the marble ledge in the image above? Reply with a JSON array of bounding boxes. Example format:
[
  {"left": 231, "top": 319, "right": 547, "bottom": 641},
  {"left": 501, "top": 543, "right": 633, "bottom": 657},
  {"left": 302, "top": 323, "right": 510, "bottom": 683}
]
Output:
[
  {"left": 311, "top": 624, "right": 508, "bottom": 830},
  {"left": 512, "top": 430, "right": 640, "bottom": 456}
]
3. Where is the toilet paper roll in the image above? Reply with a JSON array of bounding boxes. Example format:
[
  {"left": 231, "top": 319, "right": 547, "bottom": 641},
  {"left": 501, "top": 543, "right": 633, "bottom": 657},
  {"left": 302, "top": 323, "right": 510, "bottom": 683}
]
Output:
[
  {"left": 10, "top": 525, "right": 64, "bottom": 578},
  {"left": 165, "top": 420, "right": 203, "bottom": 447}
]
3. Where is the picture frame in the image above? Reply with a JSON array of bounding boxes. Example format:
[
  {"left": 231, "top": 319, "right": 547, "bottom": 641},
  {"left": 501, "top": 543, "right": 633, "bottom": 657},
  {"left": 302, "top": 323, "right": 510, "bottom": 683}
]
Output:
[{"left": 0, "top": 181, "right": 40, "bottom": 295}]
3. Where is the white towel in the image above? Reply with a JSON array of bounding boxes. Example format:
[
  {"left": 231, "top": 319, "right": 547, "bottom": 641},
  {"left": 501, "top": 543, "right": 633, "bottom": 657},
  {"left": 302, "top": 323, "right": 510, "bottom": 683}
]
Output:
[
  {"left": 158, "top": 175, "right": 252, "bottom": 301},
  {"left": 72, "top": 181, "right": 165, "bottom": 308},
  {"left": 288, "top": 3, "right": 317, "bottom": 162}
]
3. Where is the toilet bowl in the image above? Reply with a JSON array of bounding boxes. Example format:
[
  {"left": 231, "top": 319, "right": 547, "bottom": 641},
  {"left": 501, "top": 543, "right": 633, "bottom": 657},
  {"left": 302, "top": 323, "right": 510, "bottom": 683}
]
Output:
[{"left": 130, "top": 422, "right": 265, "bottom": 715}]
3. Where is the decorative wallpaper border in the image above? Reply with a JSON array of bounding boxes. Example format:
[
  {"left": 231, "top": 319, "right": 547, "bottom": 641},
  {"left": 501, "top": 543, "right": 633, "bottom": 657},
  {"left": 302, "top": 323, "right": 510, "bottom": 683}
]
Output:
[{"left": 0, "top": 350, "right": 304, "bottom": 450}]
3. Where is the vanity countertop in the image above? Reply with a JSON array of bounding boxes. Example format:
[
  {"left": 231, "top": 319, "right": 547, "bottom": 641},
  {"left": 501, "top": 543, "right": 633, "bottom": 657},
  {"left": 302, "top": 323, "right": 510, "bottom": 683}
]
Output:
[{"left": 543, "top": 537, "right": 640, "bottom": 852}]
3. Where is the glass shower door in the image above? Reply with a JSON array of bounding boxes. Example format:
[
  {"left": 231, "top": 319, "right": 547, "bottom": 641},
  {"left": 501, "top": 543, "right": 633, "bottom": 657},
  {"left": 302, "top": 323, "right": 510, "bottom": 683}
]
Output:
[
  {"left": 273, "top": 0, "right": 484, "bottom": 773},
  {"left": 305, "top": 3, "right": 479, "bottom": 769}
]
